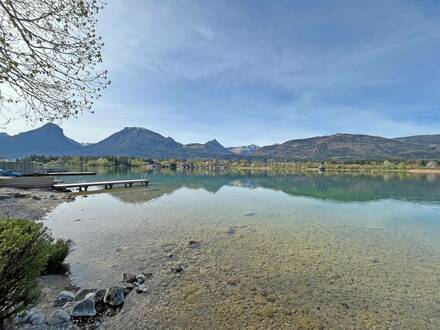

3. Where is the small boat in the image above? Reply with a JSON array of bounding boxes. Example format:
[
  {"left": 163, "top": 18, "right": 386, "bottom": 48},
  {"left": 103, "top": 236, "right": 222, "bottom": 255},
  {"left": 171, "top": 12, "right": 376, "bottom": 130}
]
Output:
[
  {"left": 0, "top": 176, "right": 55, "bottom": 189},
  {"left": 318, "top": 165, "right": 326, "bottom": 173}
]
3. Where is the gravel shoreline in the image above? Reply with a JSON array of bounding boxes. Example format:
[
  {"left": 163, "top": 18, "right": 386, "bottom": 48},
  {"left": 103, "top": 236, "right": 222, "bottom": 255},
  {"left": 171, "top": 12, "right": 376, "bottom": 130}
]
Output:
[{"left": 0, "top": 187, "right": 74, "bottom": 220}]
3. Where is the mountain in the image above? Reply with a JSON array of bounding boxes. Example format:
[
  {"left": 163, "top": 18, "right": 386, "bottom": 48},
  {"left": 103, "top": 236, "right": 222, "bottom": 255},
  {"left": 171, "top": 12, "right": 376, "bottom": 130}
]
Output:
[
  {"left": 394, "top": 135, "right": 440, "bottom": 148},
  {"left": 183, "top": 139, "right": 232, "bottom": 158},
  {"left": 2, "top": 124, "right": 440, "bottom": 160},
  {"left": 0, "top": 123, "right": 81, "bottom": 158},
  {"left": 83, "top": 129, "right": 232, "bottom": 158},
  {"left": 228, "top": 144, "right": 260, "bottom": 155},
  {"left": 83, "top": 127, "right": 185, "bottom": 158},
  {"left": 254, "top": 134, "right": 440, "bottom": 160}
]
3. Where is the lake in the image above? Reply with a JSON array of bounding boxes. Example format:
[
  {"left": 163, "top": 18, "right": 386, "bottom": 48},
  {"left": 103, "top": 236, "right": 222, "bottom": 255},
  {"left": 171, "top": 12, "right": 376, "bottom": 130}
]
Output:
[{"left": 44, "top": 169, "right": 440, "bottom": 328}]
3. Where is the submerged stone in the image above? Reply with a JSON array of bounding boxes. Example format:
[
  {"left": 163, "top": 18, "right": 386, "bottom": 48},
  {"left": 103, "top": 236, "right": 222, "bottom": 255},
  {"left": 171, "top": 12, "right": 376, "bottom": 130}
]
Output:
[
  {"left": 104, "top": 286, "right": 125, "bottom": 306},
  {"left": 136, "top": 284, "right": 148, "bottom": 294},
  {"left": 71, "top": 298, "right": 96, "bottom": 317},
  {"left": 171, "top": 264, "right": 184, "bottom": 273},
  {"left": 136, "top": 274, "right": 145, "bottom": 284},
  {"left": 91, "top": 288, "right": 107, "bottom": 304},
  {"left": 54, "top": 290, "right": 75, "bottom": 307},
  {"left": 74, "top": 288, "right": 97, "bottom": 301},
  {"left": 48, "top": 309, "right": 71, "bottom": 325},
  {"left": 188, "top": 240, "right": 202, "bottom": 249},
  {"left": 261, "top": 304, "right": 275, "bottom": 318},
  {"left": 227, "top": 227, "right": 236, "bottom": 235},
  {"left": 123, "top": 272, "right": 137, "bottom": 283},
  {"left": 14, "top": 308, "right": 45, "bottom": 325}
]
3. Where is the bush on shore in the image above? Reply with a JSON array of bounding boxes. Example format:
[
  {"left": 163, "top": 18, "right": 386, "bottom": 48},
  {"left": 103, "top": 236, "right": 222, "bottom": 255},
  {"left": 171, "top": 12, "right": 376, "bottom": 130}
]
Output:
[
  {"left": 0, "top": 218, "right": 72, "bottom": 322},
  {"left": 45, "top": 238, "right": 73, "bottom": 274}
]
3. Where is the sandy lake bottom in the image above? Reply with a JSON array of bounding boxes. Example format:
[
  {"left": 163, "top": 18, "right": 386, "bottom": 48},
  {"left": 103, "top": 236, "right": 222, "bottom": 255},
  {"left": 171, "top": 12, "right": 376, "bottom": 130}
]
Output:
[{"left": 43, "top": 172, "right": 440, "bottom": 329}]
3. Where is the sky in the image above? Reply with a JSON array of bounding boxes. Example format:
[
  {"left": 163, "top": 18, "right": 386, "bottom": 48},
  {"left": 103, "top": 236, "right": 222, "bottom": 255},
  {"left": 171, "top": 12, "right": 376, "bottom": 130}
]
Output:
[{"left": 2, "top": 0, "right": 440, "bottom": 147}]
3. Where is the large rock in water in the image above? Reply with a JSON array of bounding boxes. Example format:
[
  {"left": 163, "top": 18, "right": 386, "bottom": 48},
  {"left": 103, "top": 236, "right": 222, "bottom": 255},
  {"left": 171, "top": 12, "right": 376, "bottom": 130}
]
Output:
[
  {"left": 14, "top": 308, "right": 46, "bottom": 326},
  {"left": 47, "top": 309, "right": 71, "bottom": 325},
  {"left": 91, "top": 288, "right": 107, "bottom": 304},
  {"left": 70, "top": 298, "right": 97, "bottom": 317},
  {"left": 104, "top": 286, "right": 125, "bottom": 306},
  {"left": 74, "top": 288, "right": 97, "bottom": 301},
  {"left": 54, "top": 290, "right": 76, "bottom": 306}
]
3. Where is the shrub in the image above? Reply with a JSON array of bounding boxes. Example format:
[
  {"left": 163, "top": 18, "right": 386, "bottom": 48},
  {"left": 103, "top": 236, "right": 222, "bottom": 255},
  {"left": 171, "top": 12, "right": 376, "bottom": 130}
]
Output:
[
  {"left": 0, "top": 219, "right": 51, "bottom": 321},
  {"left": 0, "top": 219, "right": 73, "bottom": 322},
  {"left": 45, "top": 238, "right": 73, "bottom": 274}
]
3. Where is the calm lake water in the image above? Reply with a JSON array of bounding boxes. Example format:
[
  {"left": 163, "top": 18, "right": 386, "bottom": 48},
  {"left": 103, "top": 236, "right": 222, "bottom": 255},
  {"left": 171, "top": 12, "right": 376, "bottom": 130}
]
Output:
[{"left": 44, "top": 169, "right": 440, "bottom": 329}]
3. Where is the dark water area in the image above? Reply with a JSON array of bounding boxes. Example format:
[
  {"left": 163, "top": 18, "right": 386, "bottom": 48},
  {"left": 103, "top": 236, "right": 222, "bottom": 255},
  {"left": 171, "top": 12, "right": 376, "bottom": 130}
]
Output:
[{"left": 44, "top": 169, "right": 440, "bottom": 328}]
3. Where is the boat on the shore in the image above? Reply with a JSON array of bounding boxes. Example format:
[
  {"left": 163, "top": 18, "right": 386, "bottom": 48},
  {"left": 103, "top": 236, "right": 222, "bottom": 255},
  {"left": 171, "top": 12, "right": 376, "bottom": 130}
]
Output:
[{"left": 0, "top": 176, "right": 55, "bottom": 189}]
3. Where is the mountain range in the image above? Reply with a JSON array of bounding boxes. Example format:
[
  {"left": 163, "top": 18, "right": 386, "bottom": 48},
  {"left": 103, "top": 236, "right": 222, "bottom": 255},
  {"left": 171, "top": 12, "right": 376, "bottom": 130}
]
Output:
[{"left": 1, "top": 123, "right": 440, "bottom": 160}]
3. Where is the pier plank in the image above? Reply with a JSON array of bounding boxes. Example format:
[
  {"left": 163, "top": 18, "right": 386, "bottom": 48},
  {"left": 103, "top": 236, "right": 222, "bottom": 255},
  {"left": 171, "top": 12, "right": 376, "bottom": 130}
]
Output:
[{"left": 53, "top": 179, "right": 148, "bottom": 191}]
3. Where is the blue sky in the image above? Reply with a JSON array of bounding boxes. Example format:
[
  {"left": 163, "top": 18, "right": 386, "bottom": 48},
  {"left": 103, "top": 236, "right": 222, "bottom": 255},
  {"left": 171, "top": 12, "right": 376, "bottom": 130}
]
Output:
[{"left": 3, "top": 0, "right": 440, "bottom": 146}]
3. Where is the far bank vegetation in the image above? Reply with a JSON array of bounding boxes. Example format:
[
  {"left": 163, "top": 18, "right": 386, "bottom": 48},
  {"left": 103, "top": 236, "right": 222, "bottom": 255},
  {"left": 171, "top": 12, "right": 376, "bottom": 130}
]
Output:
[{"left": 21, "top": 155, "right": 440, "bottom": 173}]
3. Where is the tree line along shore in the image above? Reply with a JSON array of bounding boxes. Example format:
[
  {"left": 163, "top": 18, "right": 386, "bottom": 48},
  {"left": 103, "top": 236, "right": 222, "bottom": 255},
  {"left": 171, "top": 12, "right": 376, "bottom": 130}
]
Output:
[{"left": 21, "top": 155, "right": 440, "bottom": 173}]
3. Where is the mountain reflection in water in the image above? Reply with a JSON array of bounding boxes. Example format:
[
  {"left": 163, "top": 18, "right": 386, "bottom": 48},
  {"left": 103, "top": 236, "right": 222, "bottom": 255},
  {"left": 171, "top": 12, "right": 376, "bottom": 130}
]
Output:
[{"left": 60, "top": 169, "right": 440, "bottom": 205}]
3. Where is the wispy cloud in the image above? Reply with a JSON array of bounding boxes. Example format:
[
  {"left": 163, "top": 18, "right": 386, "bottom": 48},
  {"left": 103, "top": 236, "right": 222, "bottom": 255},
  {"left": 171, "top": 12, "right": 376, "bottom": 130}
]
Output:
[{"left": 3, "top": 0, "right": 440, "bottom": 145}]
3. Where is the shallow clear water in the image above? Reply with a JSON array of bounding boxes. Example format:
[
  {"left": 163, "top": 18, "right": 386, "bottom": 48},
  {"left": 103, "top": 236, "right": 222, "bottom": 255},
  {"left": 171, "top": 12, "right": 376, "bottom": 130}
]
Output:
[{"left": 44, "top": 170, "right": 440, "bottom": 328}]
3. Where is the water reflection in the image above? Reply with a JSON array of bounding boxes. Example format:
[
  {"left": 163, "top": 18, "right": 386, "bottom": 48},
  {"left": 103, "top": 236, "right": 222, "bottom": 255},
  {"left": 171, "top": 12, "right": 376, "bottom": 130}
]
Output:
[{"left": 61, "top": 169, "right": 440, "bottom": 205}]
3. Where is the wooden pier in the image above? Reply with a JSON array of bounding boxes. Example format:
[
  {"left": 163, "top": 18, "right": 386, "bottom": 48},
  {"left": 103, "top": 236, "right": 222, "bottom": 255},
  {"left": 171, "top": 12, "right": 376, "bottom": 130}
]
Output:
[{"left": 53, "top": 179, "right": 149, "bottom": 191}]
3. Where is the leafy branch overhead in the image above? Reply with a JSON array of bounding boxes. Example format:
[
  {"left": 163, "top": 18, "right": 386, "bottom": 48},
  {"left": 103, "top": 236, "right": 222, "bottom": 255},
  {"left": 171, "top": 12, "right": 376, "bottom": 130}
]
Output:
[{"left": 0, "top": 0, "right": 110, "bottom": 121}]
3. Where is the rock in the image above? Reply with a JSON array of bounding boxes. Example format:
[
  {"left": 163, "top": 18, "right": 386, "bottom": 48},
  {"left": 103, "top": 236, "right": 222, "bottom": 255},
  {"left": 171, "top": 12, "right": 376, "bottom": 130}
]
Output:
[
  {"left": 123, "top": 272, "right": 137, "bottom": 283},
  {"left": 227, "top": 227, "right": 236, "bottom": 235},
  {"left": 226, "top": 278, "right": 239, "bottom": 286},
  {"left": 123, "top": 283, "right": 135, "bottom": 296},
  {"left": 261, "top": 304, "right": 275, "bottom": 318},
  {"left": 14, "top": 192, "right": 30, "bottom": 198},
  {"left": 136, "top": 284, "right": 148, "bottom": 294},
  {"left": 32, "top": 195, "right": 42, "bottom": 201},
  {"left": 92, "top": 289, "right": 107, "bottom": 304},
  {"left": 171, "top": 264, "right": 184, "bottom": 273},
  {"left": 14, "top": 308, "right": 45, "bottom": 325},
  {"left": 243, "top": 212, "right": 257, "bottom": 217},
  {"left": 136, "top": 274, "right": 145, "bottom": 284},
  {"left": 74, "top": 288, "right": 97, "bottom": 301},
  {"left": 0, "top": 194, "right": 12, "bottom": 200},
  {"left": 71, "top": 298, "right": 96, "bottom": 317},
  {"left": 28, "top": 310, "right": 46, "bottom": 325},
  {"left": 182, "top": 283, "right": 199, "bottom": 296},
  {"left": 14, "top": 310, "right": 32, "bottom": 324},
  {"left": 47, "top": 309, "right": 70, "bottom": 325},
  {"left": 104, "top": 286, "right": 125, "bottom": 306},
  {"left": 255, "top": 296, "right": 267, "bottom": 305},
  {"left": 341, "top": 302, "right": 350, "bottom": 309},
  {"left": 54, "top": 290, "right": 76, "bottom": 307},
  {"left": 188, "top": 240, "right": 202, "bottom": 249},
  {"left": 142, "top": 271, "right": 153, "bottom": 278},
  {"left": 124, "top": 283, "right": 136, "bottom": 290}
]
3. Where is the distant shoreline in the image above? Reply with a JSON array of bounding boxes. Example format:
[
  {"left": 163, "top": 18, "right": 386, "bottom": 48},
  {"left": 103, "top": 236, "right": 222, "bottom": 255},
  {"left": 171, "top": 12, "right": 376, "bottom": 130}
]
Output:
[{"left": 230, "top": 166, "right": 440, "bottom": 174}]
